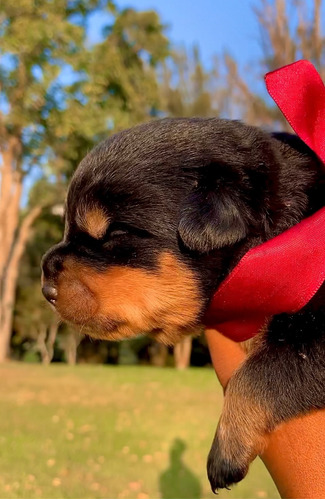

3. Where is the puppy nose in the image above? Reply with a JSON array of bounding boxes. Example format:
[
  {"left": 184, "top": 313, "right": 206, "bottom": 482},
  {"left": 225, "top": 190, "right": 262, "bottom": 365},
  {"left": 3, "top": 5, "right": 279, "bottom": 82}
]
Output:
[{"left": 42, "top": 285, "right": 58, "bottom": 304}]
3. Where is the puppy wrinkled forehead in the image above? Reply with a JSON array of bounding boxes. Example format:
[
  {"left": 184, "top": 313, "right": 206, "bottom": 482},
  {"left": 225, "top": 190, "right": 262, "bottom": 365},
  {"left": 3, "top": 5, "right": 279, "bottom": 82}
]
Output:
[
  {"left": 64, "top": 118, "right": 265, "bottom": 242},
  {"left": 70, "top": 118, "right": 263, "bottom": 190}
]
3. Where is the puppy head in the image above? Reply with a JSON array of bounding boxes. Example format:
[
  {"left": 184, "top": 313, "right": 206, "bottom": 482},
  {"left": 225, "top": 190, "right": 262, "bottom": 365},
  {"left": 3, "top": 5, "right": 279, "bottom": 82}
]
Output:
[{"left": 41, "top": 118, "right": 281, "bottom": 344}]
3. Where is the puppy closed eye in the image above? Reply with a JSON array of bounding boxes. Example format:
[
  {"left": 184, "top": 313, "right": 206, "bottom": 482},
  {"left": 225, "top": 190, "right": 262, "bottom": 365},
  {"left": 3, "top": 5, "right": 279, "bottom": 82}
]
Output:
[
  {"left": 103, "top": 224, "right": 129, "bottom": 243},
  {"left": 109, "top": 228, "right": 128, "bottom": 238},
  {"left": 106, "top": 223, "right": 151, "bottom": 240}
]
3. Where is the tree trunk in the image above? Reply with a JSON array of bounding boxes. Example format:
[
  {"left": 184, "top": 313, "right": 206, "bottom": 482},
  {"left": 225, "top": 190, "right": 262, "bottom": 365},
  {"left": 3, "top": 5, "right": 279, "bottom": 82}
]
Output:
[
  {"left": 63, "top": 330, "right": 81, "bottom": 365},
  {"left": 0, "top": 136, "right": 22, "bottom": 362},
  {"left": 46, "top": 322, "right": 58, "bottom": 362},
  {"left": 0, "top": 326, "right": 11, "bottom": 363},
  {"left": 148, "top": 341, "right": 168, "bottom": 367},
  {"left": 0, "top": 137, "right": 22, "bottom": 273},
  {"left": 0, "top": 202, "right": 42, "bottom": 363},
  {"left": 36, "top": 325, "right": 51, "bottom": 365},
  {"left": 174, "top": 336, "right": 192, "bottom": 370}
]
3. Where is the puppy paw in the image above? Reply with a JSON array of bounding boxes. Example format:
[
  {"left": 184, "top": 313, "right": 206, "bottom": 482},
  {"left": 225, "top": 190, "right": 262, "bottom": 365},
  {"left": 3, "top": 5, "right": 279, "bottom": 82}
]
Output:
[{"left": 207, "top": 435, "right": 249, "bottom": 493}]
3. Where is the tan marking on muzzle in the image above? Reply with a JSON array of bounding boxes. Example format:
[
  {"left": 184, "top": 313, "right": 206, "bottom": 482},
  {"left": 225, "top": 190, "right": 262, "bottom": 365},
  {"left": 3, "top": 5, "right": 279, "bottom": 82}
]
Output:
[{"left": 55, "top": 252, "right": 202, "bottom": 345}]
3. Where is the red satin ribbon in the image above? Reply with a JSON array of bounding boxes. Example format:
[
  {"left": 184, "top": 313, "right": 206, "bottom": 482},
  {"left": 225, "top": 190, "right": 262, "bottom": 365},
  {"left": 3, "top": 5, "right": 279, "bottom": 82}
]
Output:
[{"left": 204, "top": 60, "right": 325, "bottom": 341}]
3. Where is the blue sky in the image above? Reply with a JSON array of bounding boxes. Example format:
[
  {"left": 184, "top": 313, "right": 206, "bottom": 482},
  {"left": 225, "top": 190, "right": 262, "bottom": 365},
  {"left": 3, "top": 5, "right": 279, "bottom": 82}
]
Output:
[
  {"left": 88, "top": 0, "right": 325, "bottom": 95},
  {"left": 115, "top": 0, "right": 262, "bottom": 68},
  {"left": 89, "top": 0, "right": 263, "bottom": 69},
  {"left": 87, "top": 0, "right": 268, "bottom": 99}
]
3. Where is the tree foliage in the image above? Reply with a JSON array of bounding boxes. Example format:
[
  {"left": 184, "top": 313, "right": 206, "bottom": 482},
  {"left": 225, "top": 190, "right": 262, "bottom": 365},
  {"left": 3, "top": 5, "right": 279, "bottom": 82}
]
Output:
[{"left": 160, "top": 45, "right": 222, "bottom": 118}]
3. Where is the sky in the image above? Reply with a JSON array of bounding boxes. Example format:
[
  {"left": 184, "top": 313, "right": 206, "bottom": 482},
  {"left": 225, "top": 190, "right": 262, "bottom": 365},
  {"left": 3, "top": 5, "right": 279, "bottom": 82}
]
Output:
[
  {"left": 114, "top": 0, "right": 263, "bottom": 68},
  {"left": 89, "top": 0, "right": 263, "bottom": 70},
  {"left": 87, "top": 0, "right": 269, "bottom": 102},
  {"left": 88, "top": 0, "right": 325, "bottom": 96}
]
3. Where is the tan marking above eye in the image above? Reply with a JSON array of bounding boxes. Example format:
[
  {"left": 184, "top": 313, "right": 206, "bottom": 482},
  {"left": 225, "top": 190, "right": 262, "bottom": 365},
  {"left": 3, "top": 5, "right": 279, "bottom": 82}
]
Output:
[{"left": 76, "top": 206, "right": 110, "bottom": 239}]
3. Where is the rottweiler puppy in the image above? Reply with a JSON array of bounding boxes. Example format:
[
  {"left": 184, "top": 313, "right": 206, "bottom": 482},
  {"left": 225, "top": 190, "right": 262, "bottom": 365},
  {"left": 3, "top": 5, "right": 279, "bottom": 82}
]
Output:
[{"left": 41, "top": 118, "right": 325, "bottom": 491}]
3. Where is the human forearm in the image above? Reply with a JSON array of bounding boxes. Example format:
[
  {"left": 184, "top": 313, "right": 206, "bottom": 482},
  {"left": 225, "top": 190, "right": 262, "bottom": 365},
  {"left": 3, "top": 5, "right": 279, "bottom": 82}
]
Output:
[{"left": 205, "top": 329, "right": 325, "bottom": 499}]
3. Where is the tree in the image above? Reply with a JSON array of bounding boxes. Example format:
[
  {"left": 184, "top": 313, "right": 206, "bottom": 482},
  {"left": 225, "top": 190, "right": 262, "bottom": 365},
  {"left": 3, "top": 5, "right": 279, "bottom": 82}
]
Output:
[
  {"left": 174, "top": 336, "right": 193, "bottom": 370},
  {"left": 222, "top": 0, "right": 325, "bottom": 128},
  {"left": 58, "top": 327, "right": 82, "bottom": 365},
  {"left": 0, "top": 0, "right": 169, "bottom": 362},
  {"left": 14, "top": 282, "right": 59, "bottom": 364},
  {"left": 159, "top": 45, "right": 221, "bottom": 118},
  {"left": 13, "top": 208, "right": 62, "bottom": 363}
]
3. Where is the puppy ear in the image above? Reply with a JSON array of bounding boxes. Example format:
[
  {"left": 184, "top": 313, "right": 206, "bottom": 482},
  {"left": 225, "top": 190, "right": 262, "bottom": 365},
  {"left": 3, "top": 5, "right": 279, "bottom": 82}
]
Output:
[{"left": 178, "top": 182, "right": 248, "bottom": 254}]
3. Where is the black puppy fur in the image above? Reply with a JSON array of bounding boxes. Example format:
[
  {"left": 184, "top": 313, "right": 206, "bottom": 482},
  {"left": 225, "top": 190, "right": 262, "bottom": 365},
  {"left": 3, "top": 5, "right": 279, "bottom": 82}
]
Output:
[{"left": 42, "top": 118, "right": 325, "bottom": 491}]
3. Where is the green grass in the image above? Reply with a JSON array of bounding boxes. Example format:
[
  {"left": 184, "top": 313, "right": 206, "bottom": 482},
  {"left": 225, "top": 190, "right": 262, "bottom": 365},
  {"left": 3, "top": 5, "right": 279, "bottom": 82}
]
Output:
[{"left": 0, "top": 363, "right": 279, "bottom": 499}]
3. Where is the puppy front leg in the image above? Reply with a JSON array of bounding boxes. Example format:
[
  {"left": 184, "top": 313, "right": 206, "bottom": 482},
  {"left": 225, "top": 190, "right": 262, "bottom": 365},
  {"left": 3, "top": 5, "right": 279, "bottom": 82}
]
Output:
[
  {"left": 207, "top": 313, "right": 325, "bottom": 492},
  {"left": 207, "top": 349, "right": 271, "bottom": 491}
]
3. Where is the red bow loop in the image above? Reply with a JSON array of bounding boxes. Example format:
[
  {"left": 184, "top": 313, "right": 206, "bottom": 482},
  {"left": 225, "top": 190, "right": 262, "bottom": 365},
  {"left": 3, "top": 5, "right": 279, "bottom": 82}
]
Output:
[{"left": 265, "top": 60, "right": 325, "bottom": 164}]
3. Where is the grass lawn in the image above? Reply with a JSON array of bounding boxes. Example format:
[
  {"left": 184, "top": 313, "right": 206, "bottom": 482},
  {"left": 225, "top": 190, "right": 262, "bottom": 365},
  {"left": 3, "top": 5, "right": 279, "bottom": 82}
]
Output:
[{"left": 0, "top": 363, "right": 279, "bottom": 499}]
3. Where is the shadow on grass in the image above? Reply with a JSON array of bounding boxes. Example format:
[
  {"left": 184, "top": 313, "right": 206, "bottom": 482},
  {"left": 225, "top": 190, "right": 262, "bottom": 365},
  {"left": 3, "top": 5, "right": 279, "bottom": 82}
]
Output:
[{"left": 159, "top": 438, "right": 202, "bottom": 499}]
